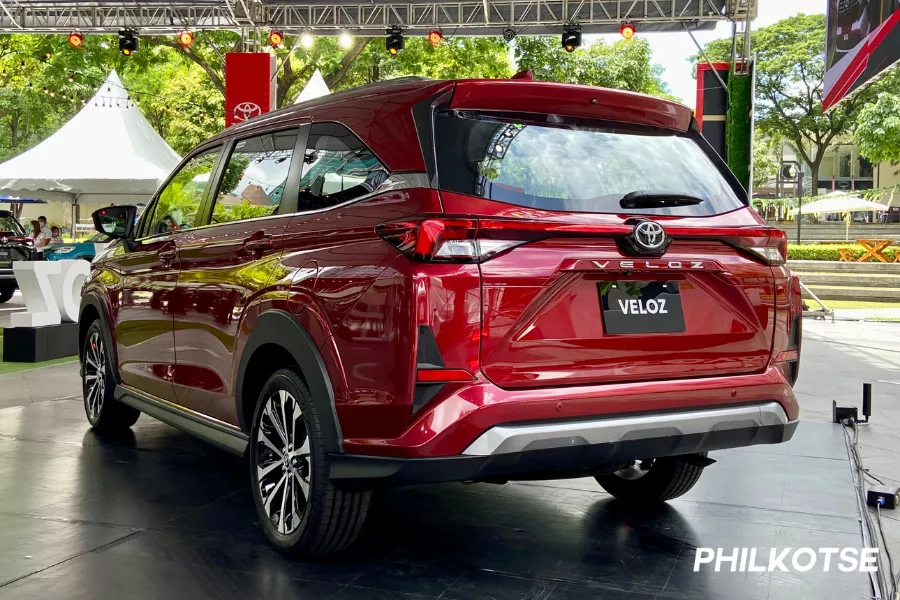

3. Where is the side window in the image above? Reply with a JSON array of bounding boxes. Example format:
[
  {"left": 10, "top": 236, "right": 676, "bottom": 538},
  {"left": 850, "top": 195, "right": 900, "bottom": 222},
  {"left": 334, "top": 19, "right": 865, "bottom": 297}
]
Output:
[
  {"left": 211, "top": 129, "right": 298, "bottom": 224},
  {"left": 297, "top": 122, "right": 388, "bottom": 212},
  {"left": 143, "top": 147, "right": 220, "bottom": 237}
]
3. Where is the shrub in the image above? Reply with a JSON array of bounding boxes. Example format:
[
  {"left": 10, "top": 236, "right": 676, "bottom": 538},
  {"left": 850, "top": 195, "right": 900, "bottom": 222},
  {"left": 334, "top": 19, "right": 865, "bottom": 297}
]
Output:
[{"left": 787, "top": 244, "right": 898, "bottom": 262}]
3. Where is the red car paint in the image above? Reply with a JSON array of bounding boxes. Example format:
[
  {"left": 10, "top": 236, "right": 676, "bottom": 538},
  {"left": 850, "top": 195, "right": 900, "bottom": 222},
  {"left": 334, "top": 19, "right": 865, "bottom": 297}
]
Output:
[{"left": 86, "top": 77, "right": 801, "bottom": 461}]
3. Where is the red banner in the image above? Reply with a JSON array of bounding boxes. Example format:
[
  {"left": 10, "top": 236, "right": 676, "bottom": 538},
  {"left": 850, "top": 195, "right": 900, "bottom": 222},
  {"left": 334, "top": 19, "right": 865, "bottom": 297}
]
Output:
[{"left": 224, "top": 53, "right": 276, "bottom": 127}]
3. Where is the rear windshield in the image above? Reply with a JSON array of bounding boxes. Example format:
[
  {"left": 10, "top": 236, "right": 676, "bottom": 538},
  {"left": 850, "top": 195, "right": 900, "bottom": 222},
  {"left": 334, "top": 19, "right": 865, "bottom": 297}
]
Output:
[
  {"left": 0, "top": 215, "right": 24, "bottom": 236},
  {"left": 434, "top": 111, "right": 745, "bottom": 216}
]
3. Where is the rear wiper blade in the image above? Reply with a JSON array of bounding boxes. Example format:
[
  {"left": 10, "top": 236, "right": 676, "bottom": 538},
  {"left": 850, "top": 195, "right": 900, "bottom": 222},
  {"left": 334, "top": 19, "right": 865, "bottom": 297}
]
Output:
[{"left": 619, "top": 191, "right": 705, "bottom": 209}]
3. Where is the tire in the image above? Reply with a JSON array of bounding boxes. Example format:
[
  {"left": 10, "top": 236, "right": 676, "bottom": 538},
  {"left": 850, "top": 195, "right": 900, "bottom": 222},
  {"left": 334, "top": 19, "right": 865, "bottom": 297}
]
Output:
[
  {"left": 0, "top": 286, "right": 14, "bottom": 304},
  {"left": 82, "top": 321, "right": 140, "bottom": 431},
  {"left": 250, "top": 368, "right": 371, "bottom": 557},
  {"left": 595, "top": 455, "right": 706, "bottom": 504}
]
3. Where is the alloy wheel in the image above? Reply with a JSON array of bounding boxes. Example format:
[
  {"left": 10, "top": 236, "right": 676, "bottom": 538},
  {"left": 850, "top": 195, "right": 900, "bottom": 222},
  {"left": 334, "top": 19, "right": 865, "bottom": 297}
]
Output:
[
  {"left": 256, "top": 389, "right": 311, "bottom": 536},
  {"left": 84, "top": 331, "right": 106, "bottom": 420}
]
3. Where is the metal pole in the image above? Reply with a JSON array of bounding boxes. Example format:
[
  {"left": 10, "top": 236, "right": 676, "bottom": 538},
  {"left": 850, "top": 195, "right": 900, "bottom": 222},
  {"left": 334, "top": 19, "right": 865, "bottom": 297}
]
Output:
[{"left": 796, "top": 174, "right": 803, "bottom": 244}]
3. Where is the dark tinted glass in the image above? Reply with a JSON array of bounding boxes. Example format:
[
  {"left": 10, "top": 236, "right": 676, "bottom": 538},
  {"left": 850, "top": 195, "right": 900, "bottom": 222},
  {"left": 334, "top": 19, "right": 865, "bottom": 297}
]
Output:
[
  {"left": 144, "top": 147, "right": 220, "bottom": 237},
  {"left": 296, "top": 122, "right": 388, "bottom": 212},
  {"left": 212, "top": 129, "right": 298, "bottom": 224},
  {"left": 0, "top": 216, "right": 24, "bottom": 236},
  {"left": 434, "top": 111, "right": 745, "bottom": 216}
]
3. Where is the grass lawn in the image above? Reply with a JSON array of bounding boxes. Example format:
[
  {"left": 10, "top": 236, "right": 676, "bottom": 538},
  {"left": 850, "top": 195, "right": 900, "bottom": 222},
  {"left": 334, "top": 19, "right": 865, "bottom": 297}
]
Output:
[
  {"left": 805, "top": 299, "right": 900, "bottom": 310},
  {"left": 0, "top": 329, "right": 78, "bottom": 375}
]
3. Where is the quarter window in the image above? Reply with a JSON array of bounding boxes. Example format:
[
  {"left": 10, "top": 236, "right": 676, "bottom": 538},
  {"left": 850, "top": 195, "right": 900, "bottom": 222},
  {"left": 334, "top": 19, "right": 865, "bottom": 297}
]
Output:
[
  {"left": 296, "top": 122, "right": 388, "bottom": 212},
  {"left": 144, "top": 147, "right": 220, "bottom": 237},
  {"left": 211, "top": 129, "right": 299, "bottom": 224}
]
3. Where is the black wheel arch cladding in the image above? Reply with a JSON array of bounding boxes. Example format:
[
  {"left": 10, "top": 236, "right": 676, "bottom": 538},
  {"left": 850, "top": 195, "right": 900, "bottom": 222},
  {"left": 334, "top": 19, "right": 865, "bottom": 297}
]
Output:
[{"left": 237, "top": 310, "right": 343, "bottom": 454}]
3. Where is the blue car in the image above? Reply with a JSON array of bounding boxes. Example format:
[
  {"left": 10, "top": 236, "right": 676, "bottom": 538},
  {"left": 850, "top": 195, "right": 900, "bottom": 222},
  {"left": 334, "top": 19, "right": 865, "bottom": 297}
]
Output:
[{"left": 45, "top": 232, "right": 110, "bottom": 262}]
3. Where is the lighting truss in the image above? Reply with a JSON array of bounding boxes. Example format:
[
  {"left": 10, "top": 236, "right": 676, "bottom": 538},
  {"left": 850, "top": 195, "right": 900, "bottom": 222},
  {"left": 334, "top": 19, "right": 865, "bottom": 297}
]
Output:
[{"left": 0, "top": 0, "right": 755, "bottom": 35}]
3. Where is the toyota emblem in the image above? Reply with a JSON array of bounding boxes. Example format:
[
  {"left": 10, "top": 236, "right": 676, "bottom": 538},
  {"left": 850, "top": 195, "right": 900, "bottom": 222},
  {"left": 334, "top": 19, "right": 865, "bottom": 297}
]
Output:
[
  {"left": 631, "top": 220, "right": 667, "bottom": 252},
  {"left": 233, "top": 102, "right": 262, "bottom": 122},
  {"left": 0, "top": 237, "right": 6, "bottom": 244}
]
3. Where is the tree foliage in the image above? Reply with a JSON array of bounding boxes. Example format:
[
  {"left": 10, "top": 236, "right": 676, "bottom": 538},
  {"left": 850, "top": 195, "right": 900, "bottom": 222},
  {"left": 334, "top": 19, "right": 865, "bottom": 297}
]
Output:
[
  {"left": 695, "top": 14, "right": 868, "bottom": 195},
  {"left": 854, "top": 89, "right": 900, "bottom": 165},
  {"left": 514, "top": 36, "right": 673, "bottom": 98},
  {"left": 1, "top": 31, "right": 677, "bottom": 164}
]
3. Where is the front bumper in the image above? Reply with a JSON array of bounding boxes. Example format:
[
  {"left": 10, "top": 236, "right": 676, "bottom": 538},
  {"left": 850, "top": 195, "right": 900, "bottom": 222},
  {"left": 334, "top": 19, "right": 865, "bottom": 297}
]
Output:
[
  {"left": 329, "top": 401, "right": 798, "bottom": 488},
  {"left": 0, "top": 268, "right": 15, "bottom": 281}
]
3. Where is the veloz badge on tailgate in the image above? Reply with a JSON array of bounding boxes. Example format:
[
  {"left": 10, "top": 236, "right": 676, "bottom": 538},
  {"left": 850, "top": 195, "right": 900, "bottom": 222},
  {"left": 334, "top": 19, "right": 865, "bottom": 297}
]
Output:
[{"left": 598, "top": 280, "right": 686, "bottom": 334}]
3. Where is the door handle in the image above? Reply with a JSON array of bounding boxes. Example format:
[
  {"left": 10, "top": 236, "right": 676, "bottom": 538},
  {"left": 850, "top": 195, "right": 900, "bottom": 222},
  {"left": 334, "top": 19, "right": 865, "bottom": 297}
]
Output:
[{"left": 243, "top": 235, "right": 273, "bottom": 252}]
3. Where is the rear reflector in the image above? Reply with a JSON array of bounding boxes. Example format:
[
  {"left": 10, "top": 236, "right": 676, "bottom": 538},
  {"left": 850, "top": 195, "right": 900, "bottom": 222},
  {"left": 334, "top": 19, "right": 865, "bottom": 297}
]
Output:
[{"left": 416, "top": 369, "right": 475, "bottom": 383}]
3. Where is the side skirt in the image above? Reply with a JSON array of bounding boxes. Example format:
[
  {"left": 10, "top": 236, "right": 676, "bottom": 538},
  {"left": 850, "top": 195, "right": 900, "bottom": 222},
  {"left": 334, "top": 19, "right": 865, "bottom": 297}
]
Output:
[{"left": 115, "top": 384, "right": 248, "bottom": 456}]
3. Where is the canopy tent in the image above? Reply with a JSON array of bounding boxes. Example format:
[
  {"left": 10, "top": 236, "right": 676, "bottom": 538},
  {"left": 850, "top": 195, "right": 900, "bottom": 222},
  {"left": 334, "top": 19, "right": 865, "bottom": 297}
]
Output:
[
  {"left": 789, "top": 193, "right": 888, "bottom": 216},
  {"left": 0, "top": 70, "right": 180, "bottom": 234},
  {"left": 294, "top": 69, "right": 331, "bottom": 105},
  {"left": 790, "top": 192, "right": 889, "bottom": 241}
]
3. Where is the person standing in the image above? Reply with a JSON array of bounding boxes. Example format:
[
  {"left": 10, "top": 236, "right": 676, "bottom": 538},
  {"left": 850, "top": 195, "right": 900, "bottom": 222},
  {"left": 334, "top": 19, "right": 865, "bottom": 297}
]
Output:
[{"left": 34, "top": 216, "right": 52, "bottom": 259}]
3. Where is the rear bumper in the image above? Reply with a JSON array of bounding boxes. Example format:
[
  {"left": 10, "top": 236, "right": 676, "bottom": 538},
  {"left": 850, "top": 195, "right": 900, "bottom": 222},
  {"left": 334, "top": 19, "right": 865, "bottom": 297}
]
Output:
[
  {"left": 329, "top": 401, "right": 798, "bottom": 488},
  {"left": 341, "top": 364, "right": 799, "bottom": 458}
]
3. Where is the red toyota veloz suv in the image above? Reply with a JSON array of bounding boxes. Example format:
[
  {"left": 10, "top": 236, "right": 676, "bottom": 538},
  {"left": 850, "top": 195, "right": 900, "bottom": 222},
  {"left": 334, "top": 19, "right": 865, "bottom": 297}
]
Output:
[{"left": 81, "top": 77, "right": 802, "bottom": 556}]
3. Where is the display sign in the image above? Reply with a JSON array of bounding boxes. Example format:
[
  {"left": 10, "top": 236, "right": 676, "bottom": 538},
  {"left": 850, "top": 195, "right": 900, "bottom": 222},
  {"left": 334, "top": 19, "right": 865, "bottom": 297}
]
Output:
[
  {"left": 11, "top": 260, "right": 90, "bottom": 327},
  {"left": 224, "top": 53, "right": 277, "bottom": 127},
  {"left": 824, "top": 0, "right": 900, "bottom": 110}
]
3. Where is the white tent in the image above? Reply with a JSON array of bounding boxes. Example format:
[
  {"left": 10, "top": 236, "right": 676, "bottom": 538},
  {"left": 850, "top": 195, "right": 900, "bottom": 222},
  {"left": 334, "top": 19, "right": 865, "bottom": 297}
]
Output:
[
  {"left": 0, "top": 71, "right": 180, "bottom": 233},
  {"left": 294, "top": 69, "right": 331, "bottom": 104},
  {"left": 789, "top": 193, "right": 888, "bottom": 216}
]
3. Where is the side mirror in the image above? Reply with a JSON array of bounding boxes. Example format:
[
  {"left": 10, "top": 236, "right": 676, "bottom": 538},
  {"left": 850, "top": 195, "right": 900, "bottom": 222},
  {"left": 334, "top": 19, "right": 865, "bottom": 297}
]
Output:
[{"left": 92, "top": 205, "right": 136, "bottom": 240}]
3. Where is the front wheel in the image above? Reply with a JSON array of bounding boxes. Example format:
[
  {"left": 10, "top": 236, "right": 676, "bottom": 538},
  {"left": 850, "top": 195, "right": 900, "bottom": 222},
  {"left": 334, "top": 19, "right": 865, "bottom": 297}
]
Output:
[
  {"left": 0, "top": 285, "right": 14, "bottom": 304},
  {"left": 82, "top": 321, "right": 140, "bottom": 430},
  {"left": 595, "top": 455, "right": 706, "bottom": 504},
  {"left": 249, "top": 368, "right": 371, "bottom": 557}
]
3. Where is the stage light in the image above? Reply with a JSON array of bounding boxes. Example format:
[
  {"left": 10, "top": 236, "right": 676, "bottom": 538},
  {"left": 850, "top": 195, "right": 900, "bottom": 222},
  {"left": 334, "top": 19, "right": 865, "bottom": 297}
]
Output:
[
  {"left": 67, "top": 32, "right": 84, "bottom": 48},
  {"left": 179, "top": 30, "right": 194, "bottom": 48},
  {"left": 428, "top": 30, "right": 443, "bottom": 46},
  {"left": 339, "top": 31, "right": 353, "bottom": 49},
  {"left": 561, "top": 28, "right": 581, "bottom": 53},
  {"left": 386, "top": 28, "right": 404, "bottom": 55},
  {"left": 620, "top": 22, "right": 635, "bottom": 40},
  {"left": 300, "top": 31, "right": 314, "bottom": 49},
  {"left": 502, "top": 27, "right": 516, "bottom": 42},
  {"left": 268, "top": 30, "right": 284, "bottom": 47},
  {"left": 119, "top": 30, "right": 137, "bottom": 56}
]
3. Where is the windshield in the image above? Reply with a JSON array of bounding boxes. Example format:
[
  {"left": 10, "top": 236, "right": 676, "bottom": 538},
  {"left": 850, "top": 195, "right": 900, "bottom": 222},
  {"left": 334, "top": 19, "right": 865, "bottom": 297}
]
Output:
[
  {"left": 0, "top": 215, "right": 25, "bottom": 236},
  {"left": 434, "top": 111, "right": 745, "bottom": 216}
]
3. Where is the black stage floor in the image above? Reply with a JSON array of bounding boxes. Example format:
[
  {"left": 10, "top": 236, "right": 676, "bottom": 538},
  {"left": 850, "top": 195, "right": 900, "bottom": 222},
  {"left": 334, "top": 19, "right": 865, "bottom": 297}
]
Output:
[{"left": 0, "top": 399, "right": 870, "bottom": 600}]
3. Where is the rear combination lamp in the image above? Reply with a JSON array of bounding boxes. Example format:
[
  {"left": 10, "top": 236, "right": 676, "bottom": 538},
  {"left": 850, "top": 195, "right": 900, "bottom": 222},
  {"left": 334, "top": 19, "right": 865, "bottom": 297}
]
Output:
[{"left": 376, "top": 218, "right": 523, "bottom": 263}]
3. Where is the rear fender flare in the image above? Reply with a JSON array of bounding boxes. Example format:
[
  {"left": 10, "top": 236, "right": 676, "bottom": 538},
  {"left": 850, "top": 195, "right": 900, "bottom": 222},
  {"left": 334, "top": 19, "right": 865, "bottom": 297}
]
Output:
[{"left": 236, "top": 310, "right": 343, "bottom": 453}]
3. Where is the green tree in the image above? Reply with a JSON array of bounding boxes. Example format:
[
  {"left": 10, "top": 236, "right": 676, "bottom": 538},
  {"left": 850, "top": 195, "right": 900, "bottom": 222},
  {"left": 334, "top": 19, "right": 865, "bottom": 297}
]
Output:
[
  {"left": 695, "top": 14, "right": 868, "bottom": 195},
  {"left": 854, "top": 90, "right": 900, "bottom": 166},
  {"left": 514, "top": 36, "right": 673, "bottom": 98}
]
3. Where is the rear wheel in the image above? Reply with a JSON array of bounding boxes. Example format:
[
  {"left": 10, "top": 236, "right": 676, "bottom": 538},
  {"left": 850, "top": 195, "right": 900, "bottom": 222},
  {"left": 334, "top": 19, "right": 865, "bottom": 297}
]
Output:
[
  {"left": 0, "top": 285, "right": 14, "bottom": 303},
  {"left": 250, "top": 368, "right": 371, "bottom": 557},
  {"left": 82, "top": 321, "right": 140, "bottom": 430},
  {"left": 595, "top": 455, "right": 706, "bottom": 504}
]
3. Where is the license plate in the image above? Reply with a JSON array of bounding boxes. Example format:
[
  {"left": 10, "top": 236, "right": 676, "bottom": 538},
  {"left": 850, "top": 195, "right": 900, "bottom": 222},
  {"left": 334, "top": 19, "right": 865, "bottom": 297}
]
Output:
[
  {"left": 599, "top": 280, "right": 686, "bottom": 334},
  {"left": 0, "top": 250, "right": 9, "bottom": 259}
]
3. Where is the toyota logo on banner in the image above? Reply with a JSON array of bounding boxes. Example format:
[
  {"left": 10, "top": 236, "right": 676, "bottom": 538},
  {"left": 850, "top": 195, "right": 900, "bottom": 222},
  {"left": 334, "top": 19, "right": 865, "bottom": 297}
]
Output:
[{"left": 233, "top": 102, "right": 262, "bottom": 122}]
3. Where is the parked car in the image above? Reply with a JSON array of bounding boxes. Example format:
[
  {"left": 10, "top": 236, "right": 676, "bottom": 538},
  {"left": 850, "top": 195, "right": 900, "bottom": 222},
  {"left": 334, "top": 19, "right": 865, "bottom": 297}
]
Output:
[
  {"left": 79, "top": 77, "right": 803, "bottom": 557},
  {"left": 0, "top": 210, "right": 37, "bottom": 303},
  {"left": 45, "top": 231, "right": 111, "bottom": 262}
]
